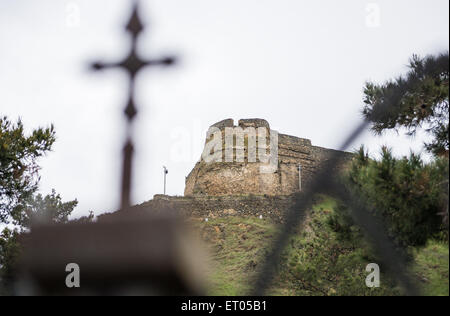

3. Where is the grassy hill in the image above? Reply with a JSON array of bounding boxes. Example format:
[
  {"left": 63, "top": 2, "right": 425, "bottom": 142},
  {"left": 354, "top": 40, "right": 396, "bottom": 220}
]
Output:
[{"left": 191, "top": 195, "right": 449, "bottom": 296}]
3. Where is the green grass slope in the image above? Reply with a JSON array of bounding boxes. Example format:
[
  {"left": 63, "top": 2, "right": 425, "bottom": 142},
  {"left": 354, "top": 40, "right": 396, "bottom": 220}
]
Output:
[
  {"left": 192, "top": 195, "right": 449, "bottom": 296},
  {"left": 412, "top": 240, "right": 449, "bottom": 296}
]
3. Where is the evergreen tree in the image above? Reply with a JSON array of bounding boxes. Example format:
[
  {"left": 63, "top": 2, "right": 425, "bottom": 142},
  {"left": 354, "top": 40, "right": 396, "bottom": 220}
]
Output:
[
  {"left": 11, "top": 189, "right": 78, "bottom": 229},
  {"left": 0, "top": 116, "right": 55, "bottom": 223},
  {"left": 348, "top": 146, "right": 448, "bottom": 247},
  {"left": 0, "top": 228, "right": 21, "bottom": 295},
  {"left": 0, "top": 116, "right": 79, "bottom": 293},
  {"left": 363, "top": 52, "right": 449, "bottom": 156}
]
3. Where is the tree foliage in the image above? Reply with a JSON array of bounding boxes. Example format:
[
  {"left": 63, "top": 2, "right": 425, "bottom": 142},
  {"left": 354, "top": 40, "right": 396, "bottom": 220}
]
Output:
[
  {"left": 363, "top": 52, "right": 449, "bottom": 156},
  {"left": 347, "top": 146, "right": 448, "bottom": 247},
  {"left": 0, "top": 116, "right": 55, "bottom": 223},
  {"left": 0, "top": 116, "right": 80, "bottom": 293},
  {"left": 11, "top": 189, "right": 78, "bottom": 229},
  {"left": 0, "top": 228, "right": 21, "bottom": 295}
]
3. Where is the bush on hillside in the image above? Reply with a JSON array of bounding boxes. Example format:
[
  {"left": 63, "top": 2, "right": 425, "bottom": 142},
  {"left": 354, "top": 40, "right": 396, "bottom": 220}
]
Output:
[{"left": 346, "top": 146, "right": 448, "bottom": 247}]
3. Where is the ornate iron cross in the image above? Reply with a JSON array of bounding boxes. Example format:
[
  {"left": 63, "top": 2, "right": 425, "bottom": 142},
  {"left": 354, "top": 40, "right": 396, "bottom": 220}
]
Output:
[{"left": 91, "top": 1, "right": 176, "bottom": 210}]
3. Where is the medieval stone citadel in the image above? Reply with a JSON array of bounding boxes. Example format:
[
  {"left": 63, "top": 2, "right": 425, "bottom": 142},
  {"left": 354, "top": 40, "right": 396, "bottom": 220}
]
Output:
[
  {"left": 185, "top": 118, "right": 351, "bottom": 197},
  {"left": 101, "top": 118, "right": 352, "bottom": 222}
]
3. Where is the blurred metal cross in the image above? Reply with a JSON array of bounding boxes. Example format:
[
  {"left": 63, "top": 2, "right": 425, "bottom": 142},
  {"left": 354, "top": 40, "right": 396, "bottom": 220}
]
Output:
[{"left": 91, "top": 0, "right": 176, "bottom": 210}]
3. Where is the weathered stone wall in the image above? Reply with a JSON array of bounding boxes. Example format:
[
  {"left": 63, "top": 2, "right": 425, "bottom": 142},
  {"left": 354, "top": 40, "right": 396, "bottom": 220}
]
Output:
[
  {"left": 184, "top": 118, "right": 352, "bottom": 196},
  {"left": 99, "top": 194, "right": 296, "bottom": 224},
  {"left": 186, "top": 162, "right": 281, "bottom": 196}
]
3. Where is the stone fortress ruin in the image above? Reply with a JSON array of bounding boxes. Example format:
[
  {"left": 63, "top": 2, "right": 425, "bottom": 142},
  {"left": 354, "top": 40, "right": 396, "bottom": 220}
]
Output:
[
  {"left": 101, "top": 118, "right": 353, "bottom": 223},
  {"left": 185, "top": 118, "right": 351, "bottom": 196}
]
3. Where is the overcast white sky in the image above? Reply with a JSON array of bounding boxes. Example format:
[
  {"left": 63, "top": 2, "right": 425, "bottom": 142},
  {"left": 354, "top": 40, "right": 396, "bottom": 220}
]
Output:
[{"left": 0, "top": 0, "right": 448, "bottom": 219}]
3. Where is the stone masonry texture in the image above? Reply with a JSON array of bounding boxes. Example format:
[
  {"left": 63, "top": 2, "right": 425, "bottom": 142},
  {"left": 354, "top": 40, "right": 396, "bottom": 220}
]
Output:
[{"left": 184, "top": 118, "right": 352, "bottom": 196}]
